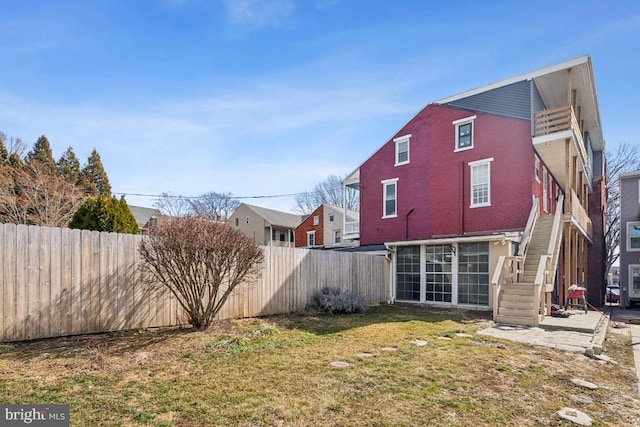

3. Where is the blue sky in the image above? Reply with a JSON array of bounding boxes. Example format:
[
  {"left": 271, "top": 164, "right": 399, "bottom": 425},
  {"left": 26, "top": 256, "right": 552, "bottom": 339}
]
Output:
[{"left": 1, "top": 0, "right": 638, "bottom": 212}]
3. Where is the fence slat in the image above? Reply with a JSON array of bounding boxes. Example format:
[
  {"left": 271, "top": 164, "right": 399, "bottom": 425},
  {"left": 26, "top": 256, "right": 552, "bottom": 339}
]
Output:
[{"left": 0, "top": 223, "right": 386, "bottom": 342}]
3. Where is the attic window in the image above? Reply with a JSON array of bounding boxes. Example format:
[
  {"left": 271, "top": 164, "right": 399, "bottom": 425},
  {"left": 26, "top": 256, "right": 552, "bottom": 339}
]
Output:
[
  {"left": 394, "top": 134, "right": 411, "bottom": 166},
  {"left": 453, "top": 116, "right": 476, "bottom": 152},
  {"left": 329, "top": 214, "right": 334, "bottom": 222},
  {"left": 313, "top": 215, "right": 319, "bottom": 225}
]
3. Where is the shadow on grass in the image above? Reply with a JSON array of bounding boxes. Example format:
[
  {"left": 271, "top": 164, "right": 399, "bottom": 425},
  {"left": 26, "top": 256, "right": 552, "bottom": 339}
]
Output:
[
  {"left": 265, "top": 304, "right": 492, "bottom": 336},
  {"left": 5, "top": 325, "right": 196, "bottom": 359},
  {"left": 4, "top": 305, "right": 492, "bottom": 358}
]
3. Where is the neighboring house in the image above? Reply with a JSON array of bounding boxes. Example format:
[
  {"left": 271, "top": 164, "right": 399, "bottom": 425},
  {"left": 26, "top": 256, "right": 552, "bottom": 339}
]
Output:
[
  {"left": 294, "top": 204, "right": 359, "bottom": 249},
  {"left": 619, "top": 171, "right": 640, "bottom": 307},
  {"left": 343, "top": 55, "right": 606, "bottom": 326},
  {"left": 227, "top": 203, "right": 305, "bottom": 247},
  {"left": 128, "top": 205, "right": 162, "bottom": 234}
]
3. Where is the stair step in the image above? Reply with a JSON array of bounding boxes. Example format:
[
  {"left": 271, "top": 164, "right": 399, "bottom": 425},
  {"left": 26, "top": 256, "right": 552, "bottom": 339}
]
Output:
[
  {"left": 501, "top": 286, "right": 537, "bottom": 296},
  {"left": 495, "top": 315, "right": 537, "bottom": 326},
  {"left": 498, "top": 308, "right": 537, "bottom": 318},
  {"left": 499, "top": 300, "right": 535, "bottom": 310}
]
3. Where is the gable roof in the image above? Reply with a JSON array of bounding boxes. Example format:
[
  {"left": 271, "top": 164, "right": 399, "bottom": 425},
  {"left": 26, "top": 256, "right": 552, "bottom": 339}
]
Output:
[
  {"left": 344, "top": 55, "right": 603, "bottom": 184},
  {"left": 243, "top": 203, "right": 305, "bottom": 228},
  {"left": 128, "top": 205, "right": 161, "bottom": 229},
  {"left": 323, "top": 204, "right": 358, "bottom": 222}
]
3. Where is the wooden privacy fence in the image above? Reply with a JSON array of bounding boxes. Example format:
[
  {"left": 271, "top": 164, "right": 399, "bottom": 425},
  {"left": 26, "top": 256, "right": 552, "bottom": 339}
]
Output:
[{"left": 0, "top": 223, "right": 387, "bottom": 342}]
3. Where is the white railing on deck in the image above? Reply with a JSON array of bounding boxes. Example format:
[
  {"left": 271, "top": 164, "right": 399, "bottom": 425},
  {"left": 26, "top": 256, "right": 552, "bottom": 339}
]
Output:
[{"left": 344, "top": 221, "right": 359, "bottom": 235}]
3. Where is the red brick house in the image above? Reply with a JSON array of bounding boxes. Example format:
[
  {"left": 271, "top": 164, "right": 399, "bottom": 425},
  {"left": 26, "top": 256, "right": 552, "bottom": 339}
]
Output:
[
  {"left": 343, "top": 56, "right": 606, "bottom": 325},
  {"left": 294, "top": 204, "right": 358, "bottom": 249}
]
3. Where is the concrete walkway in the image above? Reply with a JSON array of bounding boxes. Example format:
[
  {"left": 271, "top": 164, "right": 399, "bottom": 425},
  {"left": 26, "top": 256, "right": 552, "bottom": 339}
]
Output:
[
  {"left": 479, "top": 306, "right": 640, "bottom": 395},
  {"left": 478, "top": 309, "right": 608, "bottom": 354}
]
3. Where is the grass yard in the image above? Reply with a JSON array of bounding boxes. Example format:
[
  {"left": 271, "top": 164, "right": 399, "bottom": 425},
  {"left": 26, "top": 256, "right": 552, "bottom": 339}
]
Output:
[{"left": 1, "top": 305, "right": 639, "bottom": 426}]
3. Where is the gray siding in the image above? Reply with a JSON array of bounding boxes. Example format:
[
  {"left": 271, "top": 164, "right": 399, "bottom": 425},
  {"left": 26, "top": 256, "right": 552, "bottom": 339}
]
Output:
[
  {"left": 443, "top": 80, "right": 531, "bottom": 121},
  {"left": 531, "top": 80, "right": 546, "bottom": 114},
  {"left": 619, "top": 173, "right": 640, "bottom": 304}
]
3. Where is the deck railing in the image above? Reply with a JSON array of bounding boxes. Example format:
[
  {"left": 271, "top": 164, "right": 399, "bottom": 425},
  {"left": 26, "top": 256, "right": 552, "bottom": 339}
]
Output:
[
  {"left": 344, "top": 220, "right": 359, "bottom": 235},
  {"left": 534, "top": 104, "right": 588, "bottom": 170}
]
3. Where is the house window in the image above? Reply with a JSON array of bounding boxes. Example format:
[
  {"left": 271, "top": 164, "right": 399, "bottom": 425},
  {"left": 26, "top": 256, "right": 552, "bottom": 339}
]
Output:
[
  {"left": 307, "top": 231, "right": 315, "bottom": 247},
  {"left": 329, "top": 214, "right": 334, "bottom": 222},
  {"left": 394, "top": 134, "right": 411, "bottom": 166},
  {"left": 457, "top": 242, "right": 489, "bottom": 306},
  {"left": 333, "top": 230, "right": 341, "bottom": 244},
  {"left": 313, "top": 215, "right": 319, "bottom": 225},
  {"left": 631, "top": 266, "right": 640, "bottom": 296},
  {"left": 453, "top": 116, "right": 476, "bottom": 151},
  {"left": 396, "top": 246, "right": 420, "bottom": 301},
  {"left": 382, "top": 178, "right": 398, "bottom": 218},
  {"left": 628, "top": 222, "right": 640, "bottom": 251},
  {"left": 469, "top": 158, "right": 493, "bottom": 207},
  {"left": 279, "top": 232, "right": 285, "bottom": 242},
  {"left": 272, "top": 229, "right": 276, "bottom": 240},
  {"left": 535, "top": 156, "right": 540, "bottom": 182},
  {"left": 425, "top": 245, "right": 453, "bottom": 303},
  {"left": 290, "top": 231, "right": 294, "bottom": 242},
  {"left": 235, "top": 218, "right": 239, "bottom": 227}
]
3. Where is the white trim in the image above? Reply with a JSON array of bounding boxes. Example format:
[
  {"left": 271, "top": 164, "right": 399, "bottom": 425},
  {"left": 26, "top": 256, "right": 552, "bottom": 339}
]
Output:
[
  {"left": 469, "top": 158, "right": 493, "bottom": 208},
  {"left": 452, "top": 115, "right": 476, "bottom": 125},
  {"left": 306, "top": 230, "right": 316, "bottom": 247},
  {"left": 454, "top": 116, "right": 476, "bottom": 152},
  {"left": 627, "top": 221, "right": 640, "bottom": 252},
  {"left": 386, "top": 233, "right": 509, "bottom": 247},
  {"left": 542, "top": 167, "right": 548, "bottom": 213},
  {"left": 468, "top": 157, "right": 494, "bottom": 166},
  {"left": 382, "top": 178, "right": 399, "bottom": 219},
  {"left": 394, "top": 134, "right": 411, "bottom": 166},
  {"left": 434, "top": 55, "right": 590, "bottom": 104},
  {"left": 534, "top": 156, "right": 541, "bottom": 183},
  {"left": 630, "top": 265, "right": 640, "bottom": 298}
]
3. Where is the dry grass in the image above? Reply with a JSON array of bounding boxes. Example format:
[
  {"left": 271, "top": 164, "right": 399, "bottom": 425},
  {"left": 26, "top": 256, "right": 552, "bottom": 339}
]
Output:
[{"left": 0, "top": 305, "right": 638, "bottom": 426}]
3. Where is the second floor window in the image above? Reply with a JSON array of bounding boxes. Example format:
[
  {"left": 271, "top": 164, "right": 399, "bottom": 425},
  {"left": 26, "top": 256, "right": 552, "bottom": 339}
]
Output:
[
  {"left": 453, "top": 115, "right": 476, "bottom": 152},
  {"left": 382, "top": 178, "right": 398, "bottom": 218},
  {"left": 394, "top": 135, "right": 411, "bottom": 166},
  {"left": 469, "top": 158, "right": 492, "bottom": 208},
  {"left": 313, "top": 215, "right": 319, "bottom": 225},
  {"left": 628, "top": 222, "right": 640, "bottom": 250}
]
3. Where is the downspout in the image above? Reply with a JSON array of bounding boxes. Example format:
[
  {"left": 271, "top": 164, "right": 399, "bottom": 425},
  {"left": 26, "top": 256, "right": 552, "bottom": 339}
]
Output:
[
  {"left": 461, "top": 162, "right": 465, "bottom": 234},
  {"left": 385, "top": 243, "right": 396, "bottom": 304},
  {"left": 405, "top": 208, "right": 415, "bottom": 239}
]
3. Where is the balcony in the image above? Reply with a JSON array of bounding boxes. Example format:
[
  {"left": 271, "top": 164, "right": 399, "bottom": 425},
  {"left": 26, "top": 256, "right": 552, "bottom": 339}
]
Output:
[
  {"left": 343, "top": 220, "right": 360, "bottom": 240},
  {"left": 563, "top": 189, "right": 593, "bottom": 240},
  {"left": 532, "top": 105, "right": 590, "bottom": 191}
]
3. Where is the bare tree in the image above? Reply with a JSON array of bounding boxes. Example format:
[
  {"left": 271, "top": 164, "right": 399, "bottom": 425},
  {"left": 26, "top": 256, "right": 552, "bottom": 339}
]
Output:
[
  {"left": 138, "top": 217, "right": 264, "bottom": 329},
  {"left": 605, "top": 142, "right": 640, "bottom": 281},
  {"left": 153, "top": 192, "right": 193, "bottom": 217},
  {"left": 189, "top": 191, "right": 240, "bottom": 221},
  {"left": 294, "top": 175, "right": 359, "bottom": 215},
  {"left": 0, "top": 163, "right": 86, "bottom": 226}
]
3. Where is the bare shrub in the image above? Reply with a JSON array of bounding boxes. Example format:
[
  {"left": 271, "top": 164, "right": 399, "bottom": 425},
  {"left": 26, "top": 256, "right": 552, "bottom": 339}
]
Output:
[
  {"left": 307, "top": 286, "right": 368, "bottom": 314},
  {"left": 139, "top": 217, "right": 264, "bottom": 329}
]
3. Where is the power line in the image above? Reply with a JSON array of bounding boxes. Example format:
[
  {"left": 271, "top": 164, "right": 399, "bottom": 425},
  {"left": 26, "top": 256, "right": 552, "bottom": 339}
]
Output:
[{"left": 111, "top": 190, "right": 330, "bottom": 200}]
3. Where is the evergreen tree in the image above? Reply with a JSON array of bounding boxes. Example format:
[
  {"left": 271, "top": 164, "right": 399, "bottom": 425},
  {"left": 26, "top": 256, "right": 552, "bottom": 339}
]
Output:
[
  {"left": 26, "top": 135, "right": 57, "bottom": 173},
  {"left": 69, "top": 195, "right": 139, "bottom": 234},
  {"left": 56, "top": 146, "right": 81, "bottom": 182},
  {"left": 80, "top": 148, "right": 112, "bottom": 196},
  {"left": 8, "top": 153, "right": 23, "bottom": 168},
  {"left": 0, "top": 132, "right": 8, "bottom": 164}
]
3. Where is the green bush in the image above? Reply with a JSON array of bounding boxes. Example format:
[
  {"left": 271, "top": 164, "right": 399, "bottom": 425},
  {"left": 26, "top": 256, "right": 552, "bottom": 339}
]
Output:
[
  {"left": 69, "top": 196, "right": 140, "bottom": 234},
  {"left": 306, "top": 286, "right": 368, "bottom": 314}
]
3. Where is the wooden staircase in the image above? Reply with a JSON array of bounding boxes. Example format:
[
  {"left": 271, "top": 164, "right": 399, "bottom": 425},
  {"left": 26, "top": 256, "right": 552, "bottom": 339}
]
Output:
[{"left": 494, "top": 216, "right": 555, "bottom": 326}]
